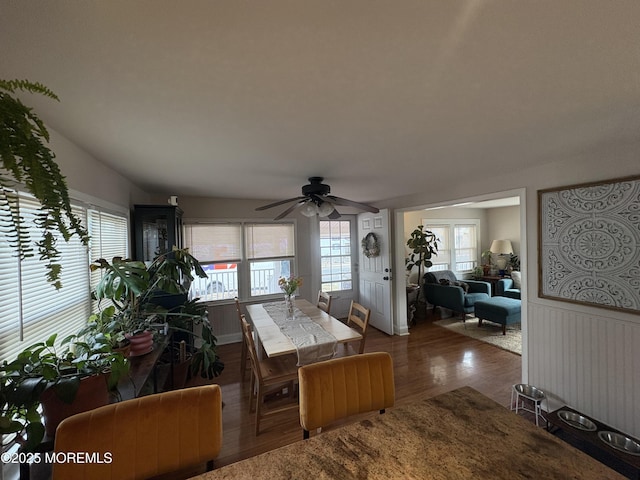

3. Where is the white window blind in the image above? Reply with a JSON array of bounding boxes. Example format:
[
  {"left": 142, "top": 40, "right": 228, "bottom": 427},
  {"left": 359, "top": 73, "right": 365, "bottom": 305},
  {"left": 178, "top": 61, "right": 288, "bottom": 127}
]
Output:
[
  {"left": 0, "top": 194, "right": 89, "bottom": 362},
  {"left": 245, "top": 223, "right": 295, "bottom": 259},
  {"left": 0, "top": 192, "right": 130, "bottom": 363},
  {"left": 427, "top": 225, "right": 450, "bottom": 271},
  {"left": 88, "top": 209, "right": 129, "bottom": 311},
  {"left": 184, "top": 224, "right": 242, "bottom": 263}
]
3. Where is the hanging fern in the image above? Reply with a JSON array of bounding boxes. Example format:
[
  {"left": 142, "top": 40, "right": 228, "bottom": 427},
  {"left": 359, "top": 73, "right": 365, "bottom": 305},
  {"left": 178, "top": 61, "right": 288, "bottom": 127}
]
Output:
[{"left": 0, "top": 79, "right": 89, "bottom": 289}]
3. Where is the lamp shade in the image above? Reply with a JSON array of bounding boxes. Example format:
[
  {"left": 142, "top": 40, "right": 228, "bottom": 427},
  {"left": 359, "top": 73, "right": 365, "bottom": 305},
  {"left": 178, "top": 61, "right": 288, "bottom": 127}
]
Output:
[{"left": 489, "top": 239, "right": 513, "bottom": 255}]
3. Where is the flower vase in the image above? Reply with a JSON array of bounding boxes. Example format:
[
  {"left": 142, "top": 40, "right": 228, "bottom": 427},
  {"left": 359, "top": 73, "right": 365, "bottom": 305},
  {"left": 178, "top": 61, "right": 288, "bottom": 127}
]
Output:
[{"left": 284, "top": 294, "right": 295, "bottom": 317}]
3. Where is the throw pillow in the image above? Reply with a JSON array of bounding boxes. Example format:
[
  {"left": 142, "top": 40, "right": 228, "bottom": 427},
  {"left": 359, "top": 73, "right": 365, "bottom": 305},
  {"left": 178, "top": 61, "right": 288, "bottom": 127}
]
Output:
[
  {"left": 439, "top": 279, "right": 451, "bottom": 286},
  {"left": 455, "top": 281, "right": 470, "bottom": 293},
  {"left": 511, "top": 271, "right": 522, "bottom": 289}
]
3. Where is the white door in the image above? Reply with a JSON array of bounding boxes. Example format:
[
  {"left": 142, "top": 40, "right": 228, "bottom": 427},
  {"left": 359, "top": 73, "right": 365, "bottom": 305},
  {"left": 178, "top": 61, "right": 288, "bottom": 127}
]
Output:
[{"left": 357, "top": 209, "right": 393, "bottom": 335}]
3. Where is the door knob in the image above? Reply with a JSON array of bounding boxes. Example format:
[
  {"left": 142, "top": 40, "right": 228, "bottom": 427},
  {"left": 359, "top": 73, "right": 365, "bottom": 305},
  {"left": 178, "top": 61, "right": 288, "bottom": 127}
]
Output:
[{"left": 383, "top": 276, "right": 389, "bottom": 280}]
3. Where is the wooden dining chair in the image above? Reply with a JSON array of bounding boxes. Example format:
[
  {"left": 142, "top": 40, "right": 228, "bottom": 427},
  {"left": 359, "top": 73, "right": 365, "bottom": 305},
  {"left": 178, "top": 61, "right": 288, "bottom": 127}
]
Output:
[
  {"left": 345, "top": 300, "right": 371, "bottom": 354},
  {"left": 234, "top": 297, "right": 251, "bottom": 382},
  {"left": 52, "top": 385, "right": 223, "bottom": 480},
  {"left": 241, "top": 317, "right": 299, "bottom": 435},
  {"left": 316, "top": 290, "right": 332, "bottom": 314},
  {"left": 298, "top": 352, "right": 395, "bottom": 439}
]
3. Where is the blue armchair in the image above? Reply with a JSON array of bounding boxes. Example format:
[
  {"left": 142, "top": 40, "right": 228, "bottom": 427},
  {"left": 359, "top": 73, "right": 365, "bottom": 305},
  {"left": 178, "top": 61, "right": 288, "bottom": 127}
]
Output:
[
  {"left": 423, "top": 270, "right": 491, "bottom": 319},
  {"left": 497, "top": 277, "right": 521, "bottom": 299}
]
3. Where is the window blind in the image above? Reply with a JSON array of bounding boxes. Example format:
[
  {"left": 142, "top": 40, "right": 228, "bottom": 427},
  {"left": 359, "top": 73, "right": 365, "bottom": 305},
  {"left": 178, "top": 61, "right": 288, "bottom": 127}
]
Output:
[
  {"left": 0, "top": 193, "right": 129, "bottom": 363},
  {"left": 245, "top": 223, "right": 295, "bottom": 259},
  {"left": 184, "top": 224, "right": 242, "bottom": 263}
]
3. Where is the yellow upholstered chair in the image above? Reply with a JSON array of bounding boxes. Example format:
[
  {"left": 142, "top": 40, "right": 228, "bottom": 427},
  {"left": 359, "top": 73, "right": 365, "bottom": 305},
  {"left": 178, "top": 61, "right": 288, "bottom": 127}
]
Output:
[
  {"left": 52, "top": 385, "right": 223, "bottom": 480},
  {"left": 345, "top": 300, "right": 371, "bottom": 354},
  {"left": 316, "top": 290, "right": 332, "bottom": 314},
  {"left": 234, "top": 297, "right": 251, "bottom": 382},
  {"left": 241, "top": 317, "right": 299, "bottom": 435},
  {"left": 298, "top": 351, "right": 395, "bottom": 439}
]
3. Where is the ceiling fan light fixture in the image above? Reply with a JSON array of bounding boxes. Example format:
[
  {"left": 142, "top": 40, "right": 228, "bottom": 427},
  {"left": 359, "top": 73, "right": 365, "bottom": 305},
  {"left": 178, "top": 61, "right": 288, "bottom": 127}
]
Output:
[
  {"left": 317, "top": 201, "right": 334, "bottom": 217},
  {"left": 300, "top": 202, "right": 318, "bottom": 217}
]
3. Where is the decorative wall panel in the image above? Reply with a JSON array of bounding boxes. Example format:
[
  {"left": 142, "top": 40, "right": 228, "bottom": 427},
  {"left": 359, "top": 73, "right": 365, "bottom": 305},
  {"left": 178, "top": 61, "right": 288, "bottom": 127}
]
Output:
[{"left": 538, "top": 175, "right": 640, "bottom": 314}]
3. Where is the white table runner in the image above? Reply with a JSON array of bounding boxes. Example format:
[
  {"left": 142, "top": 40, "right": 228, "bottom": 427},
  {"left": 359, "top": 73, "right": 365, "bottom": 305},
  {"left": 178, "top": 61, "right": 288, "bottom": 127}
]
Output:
[{"left": 263, "top": 301, "right": 338, "bottom": 365}]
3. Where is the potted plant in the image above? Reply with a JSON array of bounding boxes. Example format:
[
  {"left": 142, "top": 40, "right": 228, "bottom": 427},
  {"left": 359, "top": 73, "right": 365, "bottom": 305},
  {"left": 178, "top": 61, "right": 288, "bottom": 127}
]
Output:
[
  {"left": 472, "top": 266, "right": 484, "bottom": 279},
  {"left": 77, "top": 306, "right": 131, "bottom": 357},
  {"left": 90, "top": 248, "right": 224, "bottom": 379},
  {"left": 0, "top": 79, "right": 89, "bottom": 288},
  {"left": 0, "top": 333, "right": 129, "bottom": 452},
  {"left": 406, "top": 225, "right": 439, "bottom": 286},
  {"left": 481, "top": 249, "right": 493, "bottom": 275}
]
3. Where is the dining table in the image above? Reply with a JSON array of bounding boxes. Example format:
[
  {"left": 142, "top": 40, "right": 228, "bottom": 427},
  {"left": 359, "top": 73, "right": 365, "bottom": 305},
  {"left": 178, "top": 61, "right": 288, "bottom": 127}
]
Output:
[
  {"left": 246, "top": 298, "right": 362, "bottom": 364},
  {"left": 190, "top": 386, "right": 623, "bottom": 480}
]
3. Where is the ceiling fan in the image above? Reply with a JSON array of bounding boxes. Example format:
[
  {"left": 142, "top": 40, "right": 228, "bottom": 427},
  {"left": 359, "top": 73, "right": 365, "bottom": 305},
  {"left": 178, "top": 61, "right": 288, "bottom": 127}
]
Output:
[{"left": 255, "top": 177, "right": 380, "bottom": 220}]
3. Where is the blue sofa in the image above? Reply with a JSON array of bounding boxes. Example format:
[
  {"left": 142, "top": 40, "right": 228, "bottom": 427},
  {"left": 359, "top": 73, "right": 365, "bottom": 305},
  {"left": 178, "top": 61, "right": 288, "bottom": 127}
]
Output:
[
  {"left": 497, "top": 277, "right": 521, "bottom": 299},
  {"left": 423, "top": 270, "right": 491, "bottom": 319}
]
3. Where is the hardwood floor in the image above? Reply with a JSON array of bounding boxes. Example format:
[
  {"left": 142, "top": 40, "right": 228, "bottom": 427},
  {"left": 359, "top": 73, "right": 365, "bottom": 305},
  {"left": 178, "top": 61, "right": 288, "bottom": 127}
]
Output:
[{"left": 187, "top": 311, "right": 523, "bottom": 469}]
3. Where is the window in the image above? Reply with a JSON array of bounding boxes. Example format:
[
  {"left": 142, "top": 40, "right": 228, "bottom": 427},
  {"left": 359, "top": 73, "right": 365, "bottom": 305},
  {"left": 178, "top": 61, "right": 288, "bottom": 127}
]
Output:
[
  {"left": 0, "top": 191, "right": 129, "bottom": 363},
  {"left": 184, "top": 222, "right": 296, "bottom": 301},
  {"left": 423, "top": 219, "right": 480, "bottom": 275},
  {"left": 320, "top": 220, "right": 353, "bottom": 292}
]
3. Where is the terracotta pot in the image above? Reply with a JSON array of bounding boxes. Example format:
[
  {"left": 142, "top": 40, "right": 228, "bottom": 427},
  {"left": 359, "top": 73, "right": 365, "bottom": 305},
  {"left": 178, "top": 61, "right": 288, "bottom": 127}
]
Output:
[
  {"left": 126, "top": 330, "right": 154, "bottom": 357},
  {"left": 40, "top": 373, "right": 110, "bottom": 437}
]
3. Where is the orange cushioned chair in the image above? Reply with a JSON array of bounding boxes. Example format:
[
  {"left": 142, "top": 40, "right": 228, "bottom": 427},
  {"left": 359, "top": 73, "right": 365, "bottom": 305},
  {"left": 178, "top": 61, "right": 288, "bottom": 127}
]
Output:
[
  {"left": 52, "top": 385, "right": 223, "bottom": 480},
  {"left": 298, "top": 351, "right": 395, "bottom": 439}
]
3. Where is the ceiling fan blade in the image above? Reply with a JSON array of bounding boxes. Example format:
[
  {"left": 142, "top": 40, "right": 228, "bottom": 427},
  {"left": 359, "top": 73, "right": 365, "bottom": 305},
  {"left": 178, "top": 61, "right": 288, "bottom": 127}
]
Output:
[
  {"left": 326, "top": 195, "right": 379, "bottom": 213},
  {"left": 273, "top": 201, "right": 307, "bottom": 220},
  {"left": 255, "top": 196, "right": 306, "bottom": 211},
  {"left": 327, "top": 209, "right": 341, "bottom": 219}
]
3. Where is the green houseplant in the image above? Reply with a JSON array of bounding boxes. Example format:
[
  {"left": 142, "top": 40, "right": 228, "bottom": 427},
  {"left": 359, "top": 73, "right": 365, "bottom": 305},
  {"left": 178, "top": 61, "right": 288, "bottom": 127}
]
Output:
[
  {"left": 406, "top": 225, "right": 439, "bottom": 285},
  {"left": 0, "top": 333, "right": 129, "bottom": 452},
  {"left": 0, "top": 79, "right": 89, "bottom": 288},
  {"left": 90, "top": 247, "right": 224, "bottom": 379}
]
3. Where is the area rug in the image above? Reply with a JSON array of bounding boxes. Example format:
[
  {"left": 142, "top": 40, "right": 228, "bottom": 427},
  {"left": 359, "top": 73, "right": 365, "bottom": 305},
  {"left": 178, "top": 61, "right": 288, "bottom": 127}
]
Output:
[{"left": 434, "top": 317, "right": 521, "bottom": 355}]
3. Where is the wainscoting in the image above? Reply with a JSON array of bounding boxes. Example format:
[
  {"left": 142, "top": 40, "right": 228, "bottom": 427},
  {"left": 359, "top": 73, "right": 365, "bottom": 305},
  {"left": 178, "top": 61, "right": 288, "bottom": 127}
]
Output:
[{"left": 527, "top": 302, "right": 640, "bottom": 439}]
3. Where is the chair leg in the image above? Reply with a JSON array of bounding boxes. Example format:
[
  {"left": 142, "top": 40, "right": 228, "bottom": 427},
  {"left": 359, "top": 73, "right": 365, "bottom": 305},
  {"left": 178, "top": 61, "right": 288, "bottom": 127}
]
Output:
[
  {"left": 255, "top": 386, "right": 263, "bottom": 435},
  {"left": 240, "top": 340, "right": 248, "bottom": 379}
]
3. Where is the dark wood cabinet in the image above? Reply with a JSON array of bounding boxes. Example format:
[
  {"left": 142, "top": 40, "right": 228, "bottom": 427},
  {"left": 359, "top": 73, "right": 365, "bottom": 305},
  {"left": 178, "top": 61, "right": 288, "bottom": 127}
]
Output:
[{"left": 133, "top": 205, "right": 183, "bottom": 262}]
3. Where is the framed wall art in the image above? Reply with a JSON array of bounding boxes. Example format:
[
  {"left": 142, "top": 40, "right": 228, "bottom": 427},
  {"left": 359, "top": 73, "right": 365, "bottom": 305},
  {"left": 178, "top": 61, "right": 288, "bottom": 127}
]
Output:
[{"left": 538, "top": 175, "right": 640, "bottom": 314}]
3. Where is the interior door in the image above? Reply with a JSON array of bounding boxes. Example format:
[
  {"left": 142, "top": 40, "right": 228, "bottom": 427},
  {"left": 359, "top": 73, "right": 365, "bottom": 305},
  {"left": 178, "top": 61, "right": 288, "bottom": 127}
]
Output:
[{"left": 357, "top": 209, "right": 393, "bottom": 335}]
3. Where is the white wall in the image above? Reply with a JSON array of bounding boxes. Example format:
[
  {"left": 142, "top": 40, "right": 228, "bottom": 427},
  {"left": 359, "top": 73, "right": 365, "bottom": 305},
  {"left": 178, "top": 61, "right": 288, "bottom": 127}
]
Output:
[
  {"left": 50, "top": 127, "right": 150, "bottom": 207},
  {"left": 384, "top": 146, "right": 640, "bottom": 439}
]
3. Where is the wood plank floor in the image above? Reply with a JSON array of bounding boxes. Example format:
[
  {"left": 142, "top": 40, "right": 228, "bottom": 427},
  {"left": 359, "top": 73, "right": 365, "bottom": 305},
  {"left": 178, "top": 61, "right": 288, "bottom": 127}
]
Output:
[{"left": 187, "top": 311, "right": 523, "bottom": 469}]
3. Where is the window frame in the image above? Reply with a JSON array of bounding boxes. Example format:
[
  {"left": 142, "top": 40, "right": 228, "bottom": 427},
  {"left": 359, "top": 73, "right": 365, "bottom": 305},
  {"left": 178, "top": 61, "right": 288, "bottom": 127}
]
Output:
[
  {"left": 422, "top": 218, "right": 481, "bottom": 276},
  {"left": 183, "top": 219, "right": 298, "bottom": 303}
]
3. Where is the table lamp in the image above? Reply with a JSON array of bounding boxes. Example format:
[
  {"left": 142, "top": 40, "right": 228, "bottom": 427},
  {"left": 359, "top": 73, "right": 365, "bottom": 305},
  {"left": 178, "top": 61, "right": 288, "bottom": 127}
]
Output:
[{"left": 490, "top": 239, "right": 513, "bottom": 276}]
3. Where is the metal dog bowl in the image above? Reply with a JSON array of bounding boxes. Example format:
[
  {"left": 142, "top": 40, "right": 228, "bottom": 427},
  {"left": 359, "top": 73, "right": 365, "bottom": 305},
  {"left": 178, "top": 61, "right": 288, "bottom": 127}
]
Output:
[
  {"left": 557, "top": 410, "right": 597, "bottom": 431},
  {"left": 598, "top": 431, "right": 640, "bottom": 456},
  {"left": 513, "top": 384, "right": 545, "bottom": 400}
]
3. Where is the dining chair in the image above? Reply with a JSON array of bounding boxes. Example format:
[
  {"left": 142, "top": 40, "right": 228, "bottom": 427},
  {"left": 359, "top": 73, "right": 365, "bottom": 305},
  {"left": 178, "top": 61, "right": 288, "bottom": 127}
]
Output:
[
  {"left": 345, "top": 300, "right": 371, "bottom": 354},
  {"left": 235, "top": 297, "right": 251, "bottom": 382},
  {"left": 52, "top": 385, "right": 223, "bottom": 480},
  {"left": 241, "top": 317, "right": 299, "bottom": 435},
  {"left": 316, "top": 290, "right": 332, "bottom": 314},
  {"left": 298, "top": 351, "right": 395, "bottom": 439}
]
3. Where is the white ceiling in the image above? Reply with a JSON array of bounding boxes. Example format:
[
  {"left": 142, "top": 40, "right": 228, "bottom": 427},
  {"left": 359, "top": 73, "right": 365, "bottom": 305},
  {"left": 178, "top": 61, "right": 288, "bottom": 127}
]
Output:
[{"left": 2, "top": 1, "right": 640, "bottom": 206}]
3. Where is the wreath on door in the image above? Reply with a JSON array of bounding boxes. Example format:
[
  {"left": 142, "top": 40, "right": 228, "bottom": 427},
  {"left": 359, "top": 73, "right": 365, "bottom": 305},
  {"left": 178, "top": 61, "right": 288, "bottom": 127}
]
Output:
[{"left": 361, "top": 233, "right": 381, "bottom": 258}]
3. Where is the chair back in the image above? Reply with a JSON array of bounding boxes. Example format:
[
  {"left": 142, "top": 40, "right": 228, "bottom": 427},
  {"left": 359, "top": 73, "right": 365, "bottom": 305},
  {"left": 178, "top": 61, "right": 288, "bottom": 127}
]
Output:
[
  {"left": 346, "top": 301, "right": 371, "bottom": 354},
  {"left": 316, "top": 291, "right": 332, "bottom": 314},
  {"left": 298, "top": 352, "right": 395, "bottom": 437},
  {"left": 241, "top": 316, "right": 262, "bottom": 383},
  {"left": 52, "top": 385, "right": 223, "bottom": 480}
]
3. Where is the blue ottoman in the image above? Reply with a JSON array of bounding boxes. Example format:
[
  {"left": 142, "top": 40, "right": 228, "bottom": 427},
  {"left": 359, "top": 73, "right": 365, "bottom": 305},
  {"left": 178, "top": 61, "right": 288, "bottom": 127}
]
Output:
[{"left": 474, "top": 297, "right": 521, "bottom": 335}]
